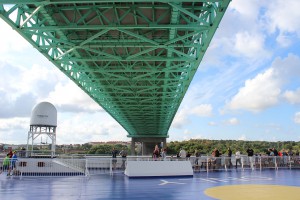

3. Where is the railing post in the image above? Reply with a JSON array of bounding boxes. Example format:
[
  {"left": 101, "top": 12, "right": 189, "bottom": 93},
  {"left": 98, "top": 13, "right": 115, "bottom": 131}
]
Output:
[
  {"left": 259, "top": 156, "right": 262, "bottom": 171},
  {"left": 109, "top": 158, "right": 113, "bottom": 176},
  {"left": 289, "top": 156, "right": 291, "bottom": 170},
  {"left": 241, "top": 156, "right": 244, "bottom": 171},
  {"left": 85, "top": 157, "right": 89, "bottom": 177},
  {"left": 206, "top": 156, "right": 209, "bottom": 173}
]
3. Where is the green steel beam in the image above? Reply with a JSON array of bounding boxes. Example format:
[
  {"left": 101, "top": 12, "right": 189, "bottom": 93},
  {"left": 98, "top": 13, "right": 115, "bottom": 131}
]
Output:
[
  {"left": 21, "top": 25, "right": 209, "bottom": 30},
  {"left": 0, "top": 0, "right": 230, "bottom": 138},
  {"left": 0, "top": 0, "right": 227, "bottom": 3}
]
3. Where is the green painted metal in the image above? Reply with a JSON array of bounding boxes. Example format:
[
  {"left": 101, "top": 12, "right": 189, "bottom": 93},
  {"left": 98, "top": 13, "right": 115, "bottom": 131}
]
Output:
[{"left": 0, "top": 0, "right": 230, "bottom": 138}]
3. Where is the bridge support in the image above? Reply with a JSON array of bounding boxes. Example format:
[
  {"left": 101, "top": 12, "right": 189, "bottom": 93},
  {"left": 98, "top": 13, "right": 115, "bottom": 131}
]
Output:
[{"left": 131, "top": 137, "right": 167, "bottom": 156}]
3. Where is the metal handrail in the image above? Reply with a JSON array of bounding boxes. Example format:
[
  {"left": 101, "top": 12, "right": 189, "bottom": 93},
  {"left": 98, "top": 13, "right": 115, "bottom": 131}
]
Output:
[{"left": 1, "top": 155, "right": 299, "bottom": 177}]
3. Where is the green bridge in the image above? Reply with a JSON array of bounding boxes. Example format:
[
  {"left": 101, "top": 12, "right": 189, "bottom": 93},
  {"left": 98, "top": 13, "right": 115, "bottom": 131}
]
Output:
[{"left": 0, "top": 0, "right": 230, "bottom": 153}]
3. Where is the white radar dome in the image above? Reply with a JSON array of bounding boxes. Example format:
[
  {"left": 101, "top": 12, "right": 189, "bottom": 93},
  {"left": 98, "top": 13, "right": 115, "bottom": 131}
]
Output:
[{"left": 30, "top": 102, "right": 57, "bottom": 126}]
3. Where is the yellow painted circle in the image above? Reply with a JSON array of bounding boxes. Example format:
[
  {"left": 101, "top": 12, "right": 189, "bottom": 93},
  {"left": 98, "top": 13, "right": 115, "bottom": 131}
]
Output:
[{"left": 204, "top": 185, "right": 300, "bottom": 200}]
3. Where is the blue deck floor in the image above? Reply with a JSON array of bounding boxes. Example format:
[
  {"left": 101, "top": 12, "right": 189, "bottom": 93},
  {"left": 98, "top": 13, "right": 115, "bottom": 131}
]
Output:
[{"left": 1, "top": 169, "right": 300, "bottom": 200}]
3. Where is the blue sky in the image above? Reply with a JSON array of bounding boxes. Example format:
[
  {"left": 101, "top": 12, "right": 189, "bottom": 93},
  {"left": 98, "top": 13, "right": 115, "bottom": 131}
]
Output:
[{"left": 0, "top": 0, "right": 300, "bottom": 144}]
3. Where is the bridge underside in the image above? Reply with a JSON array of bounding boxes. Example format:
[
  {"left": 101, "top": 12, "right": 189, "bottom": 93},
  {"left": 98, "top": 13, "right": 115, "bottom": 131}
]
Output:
[{"left": 0, "top": 0, "right": 230, "bottom": 140}]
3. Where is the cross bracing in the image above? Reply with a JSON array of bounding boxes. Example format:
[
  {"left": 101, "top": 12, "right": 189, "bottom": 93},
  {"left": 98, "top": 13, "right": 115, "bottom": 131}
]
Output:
[{"left": 0, "top": 0, "right": 230, "bottom": 138}]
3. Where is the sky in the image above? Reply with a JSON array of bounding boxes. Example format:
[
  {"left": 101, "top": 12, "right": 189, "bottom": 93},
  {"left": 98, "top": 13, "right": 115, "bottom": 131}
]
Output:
[{"left": 0, "top": 0, "right": 300, "bottom": 145}]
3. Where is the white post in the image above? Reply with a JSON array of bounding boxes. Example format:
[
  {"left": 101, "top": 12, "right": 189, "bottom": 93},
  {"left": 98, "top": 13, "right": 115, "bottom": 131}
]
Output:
[
  {"left": 259, "top": 156, "right": 262, "bottom": 171},
  {"left": 85, "top": 158, "right": 89, "bottom": 176},
  {"left": 110, "top": 158, "right": 113, "bottom": 176},
  {"left": 289, "top": 156, "right": 291, "bottom": 170}
]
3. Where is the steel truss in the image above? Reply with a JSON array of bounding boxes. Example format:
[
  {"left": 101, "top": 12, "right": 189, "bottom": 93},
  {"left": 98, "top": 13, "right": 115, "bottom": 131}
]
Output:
[{"left": 0, "top": 0, "right": 230, "bottom": 138}]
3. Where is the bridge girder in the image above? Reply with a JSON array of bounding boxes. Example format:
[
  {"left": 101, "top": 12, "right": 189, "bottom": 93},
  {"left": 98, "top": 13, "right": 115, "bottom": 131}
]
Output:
[{"left": 0, "top": 0, "right": 230, "bottom": 138}]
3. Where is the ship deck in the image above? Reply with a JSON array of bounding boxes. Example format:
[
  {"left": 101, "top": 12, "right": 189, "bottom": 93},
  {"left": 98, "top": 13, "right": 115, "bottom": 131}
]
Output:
[{"left": 1, "top": 169, "right": 300, "bottom": 200}]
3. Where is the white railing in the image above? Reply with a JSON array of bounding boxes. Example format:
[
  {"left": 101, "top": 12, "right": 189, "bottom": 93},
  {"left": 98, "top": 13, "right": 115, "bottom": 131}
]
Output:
[
  {"left": 189, "top": 155, "right": 300, "bottom": 172},
  {"left": 1, "top": 155, "right": 300, "bottom": 177},
  {"left": 0, "top": 157, "right": 86, "bottom": 177}
]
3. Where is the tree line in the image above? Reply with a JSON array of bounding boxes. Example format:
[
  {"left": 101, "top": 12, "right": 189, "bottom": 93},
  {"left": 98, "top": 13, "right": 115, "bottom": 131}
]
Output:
[{"left": 78, "top": 139, "right": 300, "bottom": 156}]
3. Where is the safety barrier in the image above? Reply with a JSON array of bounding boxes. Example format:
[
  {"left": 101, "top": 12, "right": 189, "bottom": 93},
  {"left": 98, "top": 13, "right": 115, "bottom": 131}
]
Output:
[
  {"left": 0, "top": 158, "right": 86, "bottom": 177},
  {"left": 1, "top": 155, "right": 299, "bottom": 177},
  {"left": 189, "top": 155, "right": 300, "bottom": 172}
]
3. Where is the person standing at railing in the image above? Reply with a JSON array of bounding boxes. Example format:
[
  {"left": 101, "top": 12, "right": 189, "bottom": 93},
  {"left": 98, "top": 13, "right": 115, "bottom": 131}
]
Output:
[
  {"left": 8, "top": 151, "right": 18, "bottom": 176},
  {"left": 153, "top": 145, "right": 160, "bottom": 161},
  {"left": 226, "top": 147, "right": 233, "bottom": 169},
  {"left": 269, "top": 148, "right": 274, "bottom": 156},
  {"left": 0, "top": 154, "right": 10, "bottom": 175},
  {"left": 281, "top": 149, "right": 288, "bottom": 166},
  {"left": 194, "top": 150, "right": 200, "bottom": 165},
  {"left": 119, "top": 147, "right": 127, "bottom": 169},
  {"left": 179, "top": 148, "right": 186, "bottom": 160},
  {"left": 246, "top": 147, "right": 254, "bottom": 170},
  {"left": 235, "top": 149, "right": 241, "bottom": 169},
  {"left": 288, "top": 149, "right": 294, "bottom": 156},
  {"left": 273, "top": 148, "right": 278, "bottom": 157},
  {"left": 161, "top": 148, "right": 167, "bottom": 161},
  {"left": 111, "top": 147, "right": 118, "bottom": 170},
  {"left": 211, "top": 148, "right": 221, "bottom": 170},
  {"left": 7, "top": 150, "right": 13, "bottom": 159}
]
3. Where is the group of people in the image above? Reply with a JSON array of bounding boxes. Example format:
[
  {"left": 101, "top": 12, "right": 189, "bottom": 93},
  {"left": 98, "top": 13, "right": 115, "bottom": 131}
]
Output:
[
  {"left": 1, "top": 150, "right": 18, "bottom": 176},
  {"left": 152, "top": 145, "right": 167, "bottom": 161},
  {"left": 217, "top": 147, "right": 254, "bottom": 169},
  {"left": 190, "top": 147, "right": 254, "bottom": 169},
  {"left": 111, "top": 147, "right": 128, "bottom": 170},
  {"left": 111, "top": 145, "right": 298, "bottom": 170}
]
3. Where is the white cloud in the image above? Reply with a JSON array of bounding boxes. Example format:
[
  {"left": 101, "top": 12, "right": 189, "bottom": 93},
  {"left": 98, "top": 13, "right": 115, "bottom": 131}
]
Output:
[
  {"left": 208, "top": 121, "right": 217, "bottom": 126},
  {"left": 45, "top": 81, "right": 102, "bottom": 112},
  {"left": 16, "top": 64, "right": 62, "bottom": 99},
  {"left": 0, "top": 117, "right": 29, "bottom": 130},
  {"left": 226, "top": 54, "right": 300, "bottom": 112},
  {"left": 266, "top": 0, "right": 300, "bottom": 36},
  {"left": 0, "top": 20, "right": 30, "bottom": 54},
  {"left": 227, "top": 68, "right": 281, "bottom": 112},
  {"left": 57, "top": 112, "right": 127, "bottom": 144},
  {"left": 171, "top": 129, "right": 205, "bottom": 141},
  {"left": 190, "top": 104, "right": 212, "bottom": 117},
  {"left": 294, "top": 112, "right": 300, "bottom": 124},
  {"left": 276, "top": 33, "right": 293, "bottom": 47},
  {"left": 226, "top": 118, "right": 239, "bottom": 125},
  {"left": 238, "top": 135, "right": 247, "bottom": 141},
  {"left": 183, "top": 130, "right": 190, "bottom": 135},
  {"left": 0, "top": 111, "right": 127, "bottom": 144},
  {"left": 172, "top": 109, "right": 190, "bottom": 129},
  {"left": 172, "top": 104, "right": 212, "bottom": 129},
  {"left": 284, "top": 88, "right": 300, "bottom": 104},
  {"left": 229, "top": 0, "right": 262, "bottom": 20},
  {"left": 234, "top": 31, "right": 270, "bottom": 59},
  {"left": 0, "top": 117, "right": 29, "bottom": 144}
]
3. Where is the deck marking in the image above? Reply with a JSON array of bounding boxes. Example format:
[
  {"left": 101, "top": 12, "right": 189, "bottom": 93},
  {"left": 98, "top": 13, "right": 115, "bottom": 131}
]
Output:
[
  {"left": 159, "top": 180, "right": 185, "bottom": 186},
  {"left": 205, "top": 185, "right": 300, "bottom": 200}
]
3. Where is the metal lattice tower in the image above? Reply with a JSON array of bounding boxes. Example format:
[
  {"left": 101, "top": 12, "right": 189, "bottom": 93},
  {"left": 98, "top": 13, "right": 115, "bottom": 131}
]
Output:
[{"left": 0, "top": 0, "right": 230, "bottom": 140}]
